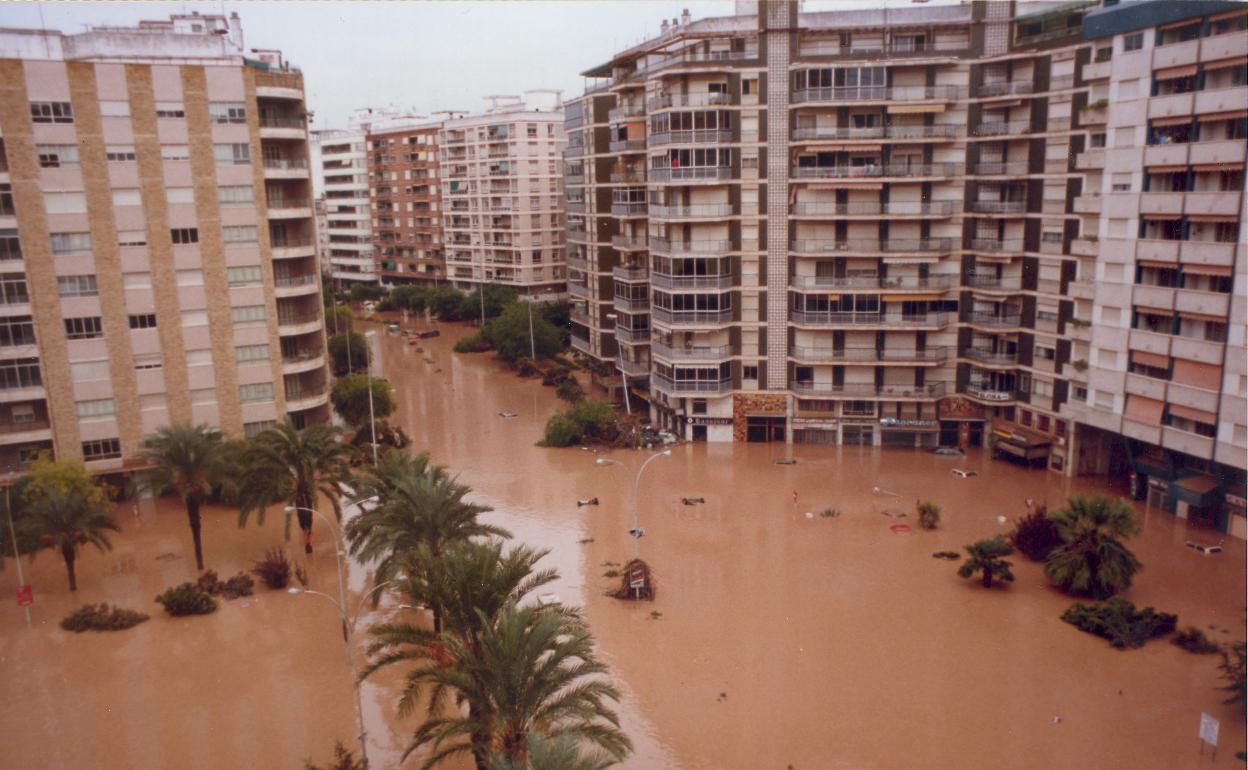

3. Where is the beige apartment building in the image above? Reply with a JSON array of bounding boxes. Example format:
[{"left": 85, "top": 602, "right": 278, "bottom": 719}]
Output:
[
  {"left": 314, "top": 125, "right": 375, "bottom": 284},
  {"left": 441, "top": 94, "right": 567, "bottom": 296},
  {"left": 367, "top": 116, "right": 447, "bottom": 285},
  {"left": 0, "top": 12, "right": 328, "bottom": 474},
  {"left": 564, "top": 0, "right": 1246, "bottom": 534}
]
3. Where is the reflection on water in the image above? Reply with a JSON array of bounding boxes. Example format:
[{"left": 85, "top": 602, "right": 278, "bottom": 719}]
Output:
[{"left": 1, "top": 318, "right": 1243, "bottom": 769}]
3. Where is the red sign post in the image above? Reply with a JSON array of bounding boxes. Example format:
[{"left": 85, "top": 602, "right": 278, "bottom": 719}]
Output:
[{"left": 15, "top": 584, "right": 32, "bottom": 607}]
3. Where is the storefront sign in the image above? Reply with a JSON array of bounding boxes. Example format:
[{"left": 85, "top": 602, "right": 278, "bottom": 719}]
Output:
[
  {"left": 791, "top": 417, "right": 836, "bottom": 429},
  {"left": 879, "top": 417, "right": 939, "bottom": 429},
  {"left": 685, "top": 416, "right": 733, "bottom": 426},
  {"left": 1225, "top": 493, "right": 1247, "bottom": 509}
]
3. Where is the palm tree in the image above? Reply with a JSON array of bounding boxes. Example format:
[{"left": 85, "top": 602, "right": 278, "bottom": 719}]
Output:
[
  {"left": 487, "top": 732, "right": 619, "bottom": 770},
  {"left": 21, "top": 487, "right": 118, "bottom": 591},
  {"left": 1044, "top": 494, "right": 1142, "bottom": 599},
  {"left": 132, "top": 424, "right": 234, "bottom": 570},
  {"left": 346, "top": 454, "right": 509, "bottom": 625},
  {"left": 234, "top": 420, "right": 356, "bottom": 553},
  {"left": 366, "top": 601, "right": 630, "bottom": 770},
  {"left": 957, "top": 537, "right": 1015, "bottom": 588}
]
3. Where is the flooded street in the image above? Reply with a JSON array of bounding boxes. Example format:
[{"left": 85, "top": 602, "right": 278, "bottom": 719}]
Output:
[{"left": 2, "top": 317, "right": 1244, "bottom": 768}]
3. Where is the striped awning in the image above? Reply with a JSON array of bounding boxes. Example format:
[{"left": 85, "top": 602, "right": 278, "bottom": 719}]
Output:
[
  {"left": 1154, "top": 64, "right": 1198, "bottom": 79},
  {"left": 1181, "top": 263, "right": 1233, "bottom": 277},
  {"left": 888, "top": 104, "right": 946, "bottom": 114},
  {"left": 1137, "top": 259, "right": 1178, "bottom": 268},
  {"left": 1145, "top": 165, "right": 1187, "bottom": 173},
  {"left": 1202, "top": 57, "right": 1248, "bottom": 72},
  {"left": 1151, "top": 115, "right": 1192, "bottom": 127},
  {"left": 1192, "top": 162, "right": 1244, "bottom": 171},
  {"left": 1187, "top": 214, "right": 1238, "bottom": 223},
  {"left": 1169, "top": 403, "right": 1217, "bottom": 424},
  {"left": 1124, "top": 394, "right": 1164, "bottom": 426},
  {"left": 1130, "top": 350, "right": 1170, "bottom": 368},
  {"left": 1177, "top": 309, "right": 1226, "bottom": 323},
  {"left": 1171, "top": 359, "right": 1221, "bottom": 390}
]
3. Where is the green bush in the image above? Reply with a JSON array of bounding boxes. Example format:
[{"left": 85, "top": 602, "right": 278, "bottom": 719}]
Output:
[
  {"left": 349, "top": 283, "right": 388, "bottom": 303},
  {"left": 556, "top": 378, "right": 585, "bottom": 403},
  {"left": 567, "top": 400, "right": 615, "bottom": 439},
  {"left": 252, "top": 547, "right": 292, "bottom": 589},
  {"left": 1060, "top": 598, "right": 1176, "bottom": 649},
  {"left": 155, "top": 583, "right": 218, "bottom": 616},
  {"left": 453, "top": 332, "right": 491, "bottom": 353},
  {"left": 389, "top": 285, "right": 429, "bottom": 312},
  {"left": 515, "top": 357, "right": 540, "bottom": 377},
  {"left": 917, "top": 500, "right": 941, "bottom": 530},
  {"left": 330, "top": 374, "right": 395, "bottom": 428},
  {"left": 481, "top": 302, "right": 563, "bottom": 362},
  {"left": 305, "top": 742, "right": 367, "bottom": 770},
  {"left": 542, "top": 366, "right": 571, "bottom": 386},
  {"left": 1172, "top": 626, "right": 1221, "bottom": 654},
  {"left": 542, "top": 414, "right": 581, "bottom": 448},
  {"left": 61, "top": 603, "right": 150, "bottom": 632},
  {"left": 1010, "top": 506, "right": 1062, "bottom": 561},
  {"left": 196, "top": 570, "right": 255, "bottom": 599},
  {"left": 327, "top": 332, "right": 370, "bottom": 376}
]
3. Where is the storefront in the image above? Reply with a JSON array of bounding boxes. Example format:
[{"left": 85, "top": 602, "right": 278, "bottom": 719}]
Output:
[
  {"left": 791, "top": 417, "right": 837, "bottom": 444},
  {"left": 991, "top": 425, "right": 1052, "bottom": 467},
  {"left": 684, "top": 415, "right": 733, "bottom": 442},
  {"left": 937, "top": 396, "right": 986, "bottom": 448},
  {"left": 1171, "top": 473, "right": 1224, "bottom": 530},
  {"left": 879, "top": 417, "right": 940, "bottom": 448},
  {"left": 841, "top": 421, "right": 875, "bottom": 446}
]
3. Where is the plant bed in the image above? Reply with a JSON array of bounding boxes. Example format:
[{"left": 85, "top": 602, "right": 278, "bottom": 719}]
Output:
[
  {"left": 1171, "top": 626, "right": 1220, "bottom": 655},
  {"left": 196, "top": 569, "right": 255, "bottom": 599},
  {"left": 251, "top": 547, "right": 293, "bottom": 589},
  {"left": 155, "top": 583, "right": 218, "bottom": 616},
  {"left": 1060, "top": 598, "right": 1176, "bottom": 649},
  {"left": 61, "top": 603, "right": 150, "bottom": 632}
]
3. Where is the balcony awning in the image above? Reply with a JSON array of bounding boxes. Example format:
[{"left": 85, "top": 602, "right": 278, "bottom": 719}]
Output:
[
  {"left": 1192, "top": 161, "right": 1244, "bottom": 170},
  {"left": 1169, "top": 403, "right": 1217, "bottom": 425},
  {"left": 809, "top": 182, "right": 884, "bottom": 189},
  {"left": 1124, "top": 394, "right": 1164, "bottom": 426},
  {"left": 804, "top": 145, "right": 846, "bottom": 152},
  {"left": 1159, "top": 17, "right": 1201, "bottom": 31},
  {"left": 1150, "top": 115, "right": 1192, "bottom": 127},
  {"left": 1177, "top": 309, "right": 1226, "bottom": 323},
  {"left": 883, "top": 256, "right": 939, "bottom": 264},
  {"left": 888, "top": 104, "right": 946, "bottom": 114},
  {"left": 1154, "top": 64, "right": 1198, "bottom": 80},
  {"left": 1203, "top": 57, "right": 1248, "bottom": 72},
  {"left": 1137, "top": 259, "right": 1178, "bottom": 269},
  {"left": 1172, "top": 358, "right": 1221, "bottom": 390},
  {"left": 1145, "top": 164, "right": 1187, "bottom": 172},
  {"left": 883, "top": 293, "right": 943, "bottom": 302},
  {"left": 1133, "top": 303, "right": 1173, "bottom": 316},
  {"left": 1131, "top": 350, "right": 1170, "bottom": 368},
  {"left": 1133, "top": 453, "right": 1173, "bottom": 479},
  {"left": 1209, "top": 8, "right": 1248, "bottom": 23},
  {"left": 1174, "top": 473, "right": 1222, "bottom": 509},
  {"left": 1142, "top": 213, "right": 1181, "bottom": 221},
  {"left": 1180, "top": 263, "right": 1233, "bottom": 276},
  {"left": 848, "top": 145, "right": 883, "bottom": 152},
  {"left": 1187, "top": 214, "right": 1238, "bottom": 222}
]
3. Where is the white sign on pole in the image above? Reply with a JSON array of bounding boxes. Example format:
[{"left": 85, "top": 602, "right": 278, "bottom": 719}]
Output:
[{"left": 1199, "top": 712, "right": 1218, "bottom": 747}]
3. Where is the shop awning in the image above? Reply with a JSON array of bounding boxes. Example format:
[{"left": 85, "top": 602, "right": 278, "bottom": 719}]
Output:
[
  {"left": 888, "top": 104, "right": 946, "bottom": 114},
  {"left": 1134, "top": 454, "right": 1174, "bottom": 479},
  {"left": 1209, "top": 9, "right": 1248, "bottom": 23},
  {"left": 1181, "top": 263, "right": 1233, "bottom": 277},
  {"left": 804, "top": 145, "right": 845, "bottom": 152},
  {"left": 1131, "top": 350, "right": 1171, "bottom": 368},
  {"left": 1168, "top": 402, "right": 1217, "bottom": 424},
  {"left": 1124, "top": 394, "right": 1165, "bottom": 426},
  {"left": 1174, "top": 473, "right": 1221, "bottom": 508},
  {"left": 1159, "top": 17, "right": 1201, "bottom": 31},
  {"left": 1154, "top": 64, "right": 1198, "bottom": 80},
  {"left": 1150, "top": 115, "right": 1192, "bottom": 127}
]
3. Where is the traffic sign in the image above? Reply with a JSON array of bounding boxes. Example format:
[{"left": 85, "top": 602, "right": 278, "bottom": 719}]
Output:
[{"left": 15, "top": 584, "right": 32, "bottom": 607}]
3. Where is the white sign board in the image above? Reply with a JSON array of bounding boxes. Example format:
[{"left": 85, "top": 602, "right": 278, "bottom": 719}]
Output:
[{"left": 1199, "top": 712, "right": 1219, "bottom": 746}]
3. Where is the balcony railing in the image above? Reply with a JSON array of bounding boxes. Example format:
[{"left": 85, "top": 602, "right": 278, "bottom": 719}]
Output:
[
  {"left": 618, "top": 357, "right": 650, "bottom": 377},
  {"left": 976, "top": 80, "right": 1035, "bottom": 97},
  {"left": 969, "top": 200, "right": 1026, "bottom": 213},
  {"left": 609, "top": 170, "right": 646, "bottom": 184},
  {"left": 971, "top": 121, "right": 1034, "bottom": 137},
  {"left": 789, "top": 346, "right": 949, "bottom": 363},
  {"left": 648, "top": 167, "right": 733, "bottom": 183},
  {"left": 608, "top": 139, "right": 647, "bottom": 153},
  {"left": 792, "top": 124, "right": 961, "bottom": 141},
  {"left": 651, "top": 273, "right": 734, "bottom": 290},
  {"left": 789, "top": 311, "right": 950, "bottom": 327},
  {"left": 791, "top": 162, "right": 961, "bottom": 179},
  {"left": 650, "top": 238, "right": 732, "bottom": 254},
  {"left": 789, "top": 238, "right": 954, "bottom": 254},
  {"left": 612, "top": 234, "right": 647, "bottom": 250},
  {"left": 651, "top": 374, "right": 733, "bottom": 394},
  {"left": 274, "top": 273, "right": 317, "bottom": 287},
  {"left": 649, "top": 129, "right": 733, "bottom": 146},
  {"left": 608, "top": 104, "right": 646, "bottom": 122},
  {"left": 965, "top": 275, "right": 1023, "bottom": 290},
  {"left": 648, "top": 92, "right": 736, "bottom": 110},
  {"left": 611, "top": 202, "right": 647, "bottom": 216},
  {"left": 796, "top": 39, "right": 969, "bottom": 58},
  {"left": 0, "top": 418, "right": 50, "bottom": 435},
  {"left": 613, "top": 294, "right": 650, "bottom": 311},
  {"left": 970, "top": 238, "right": 1025, "bottom": 252},
  {"left": 262, "top": 158, "right": 308, "bottom": 169},
  {"left": 790, "top": 274, "right": 952, "bottom": 290},
  {"left": 259, "top": 116, "right": 304, "bottom": 128},
  {"left": 965, "top": 311, "right": 1022, "bottom": 328},
  {"left": 614, "top": 326, "right": 650, "bottom": 343},
  {"left": 971, "top": 161, "right": 1030, "bottom": 175},
  {"left": 613, "top": 265, "right": 648, "bottom": 282},
  {"left": 651, "top": 342, "right": 732, "bottom": 360},
  {"left": 791, "top": 200, "right": 955, "bottom": 216},
  {"left": 268, "top": 198, "right": 311, "bottom": 210},
  {"left": 792, "top": 85, "right": 961, "bottom": 103},
  {"left": 962, "top": 384, "right": 1017, "bottom": 401},
  {"left": 649, "top": 203, "right": 734, "bottom": 218},
  {"left": 567, "top": 282, "right": 591, "bottom": 300},
  {"left": 962, "top": 349, "right": 1019, "bottom": 365},
  {"left": 651, "top": 307, "right": 734, "bottom": 326},
  {"left": 790, "top": 381, "right": 947, "bottom": 398}
]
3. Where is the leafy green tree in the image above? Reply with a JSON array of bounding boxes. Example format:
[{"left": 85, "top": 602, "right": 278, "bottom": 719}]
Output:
[
  {"left": 234, "top": 420, "right": 356, "bottom": 553},
  {"left": 957, "top": 537, "right": 1015, "bottom": 588},
  {"left": 1220, "top": 641, "right": 1246, "bottom": 706},
  {"left": 350, "top": 283, "right": 388, "bottom": 303},
  {"left": 327, "top": 332, "right": 370, "bottom": 376},
  {"left": 132, "top": 424, "right": 235, "bottom": 570},
  {"left": 427, "top": 286, "right": 468, "bottom": 321},
  {"left": 325, "top": 305, "right": 354, "bottom": 335},
  {"left": 917, "top": 500, "right": 941, "bottom": 529},
  {"left": 540, "top": 400, "right": 617, "bottom": 447},
  {"left": 482, "top": 302, "right": 563, "bottom": 363},
  {"left": 1044, "top": 494, "right": 1141, "bottom": 599},
  {"left": 391, "top": 285, "right": 430, "bottom": 312},
  {"left": 459, "top": 284, "right": 518, "bottom": 323},
  {"left": 20, "top": 476, "right": 118, "bottom": 592},
  {"left": 330, "top": 374, "right": 395, "bottom": 428},
  {"left": 487, "top": 732, "right": 618, "bottom": 770}
]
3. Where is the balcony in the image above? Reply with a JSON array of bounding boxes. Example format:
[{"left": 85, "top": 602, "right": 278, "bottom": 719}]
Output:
[
  {"left": 608, "top": 139, "right": 647, "bottom": 153},
  {"left": 968, "top": 200, "right": 1026, "bottom": 214},
  {"left": 961, "top": 348, "right": 1020, "bottom": 366},
  {"left": 267, "top": 198, "right": 313, "bottom": 219},
  {"left": 614, "top": 326, "right": 650, "bottom": 344},
  {"left": 971, "top": 161, "right": 1031, "bottom": 176},
  {"left": 273, "top": 273, "right": 319, "bottom": 297},
  {"left": 651, "top": 342, "right": 732, "bottom": 361},
  {"left": 611, "top": 234, "right": 647, "bottom": 251},
  {"left": 791, "top": 124, "right": 960, "bottom": 142},
  {"left": 649, "top": 129, "right": 733, "bottom": 146},
  {"left": 791, "top": 162, "right": 961, "bottom": 180},
  {"left": 613, "top": 265, "right": 648, "bottom": 283},
  {"left": 791, "top": 381, "right": 946, "bottom": 399},
  {"left": 965, "top": 311, "right": 1022, "bottom": 329},
  {"left": 618, "top": 357, "right": 651, "bottom": 378},
  {"left": 789, "top": 346, "right": 949, "bottom": 364},
  {"left": 609, "top": 170, "right": 646, "bottom": 184},
  {"left": 648, "top": 167, "right": 733, "bottom": 184},
  {"left": 796, "top": 38, "right": 970, "bottom": 59},
  {"left": 970, "top": 121, "right": 1034, "bottom": 137},
  {"left": 791, "top": 85, "right": 960, "bottom": 104},
  {"left": 608, "top": 104, "right": 647, "bottom": 121},
  {"left": 611, "top": 202, "right": 647, "bottom": 217},
  {"left": 566, "top": 254, "right": 588, "bottom": 271},
  {"left": 790, "top": 274, "right": 952, "bottom": 291},
  {"left": 281, "top": 349, "right": 326, "bottom": 375},
  {"left": 563, "top": 144, "right": 586, "bottom": 159},
  {"left": 570, "top": 332, "right": 592, "bottom": 355},
  {"left": 969, "top": 238, "right": 1025, "bottom": 254},
  {"left": 262, "top": 158, "right": 309, "bottom": 179},
  {"left": 651, "top": 374, "right": 733, "bottom": 395},
  {"left": 790, "top": 200, "right": 956, "bottom": 217},
  {"left": 613, "top": 294, "right": 650, "bottom": 312},
  {"left": 789, "top": 238, "right": 953, "bottom": 255},
  {"left": 0, "top": 417, "right": 52, "bottom": 443},
  {"left": 286, "top": 389, "right": 330, "bottom": 413},
  {"left": 965, "top": 274, "right": 1024, "bottom": 292},
  {"left": 277, "top": 313, "right": 322, "bottom": 336},
  {"left": 649, "top": 203, "right": 734, "bottom": 219},
  {"left": 258, "top": 116, "right": 305, "bottom": 139},
  {"left": 976, "top": 80, "right": 1034, "bottom": 98},
  {"left": 961, "top": 384, "right": 1017, "bottom": 403},
  {"left": 567, "top": 282, "right": 591, "bottom": 300},
  {"left": 650, "top": 238, "right": 732, "bottom": 255},
  {"left": 647, "top": 92, "right": 735, "bottom": 110},
  {"left": 651, "top": 273, "right": 734, "bottom": 290},
  {"left": 650, "top": 307, "right": 734, "bottom": 326},
  {"left": 789, "top": 311, "right": 950, "bottom": 328}
]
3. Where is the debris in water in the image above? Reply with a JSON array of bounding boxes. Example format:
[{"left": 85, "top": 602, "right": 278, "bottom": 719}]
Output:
[
  {"left": 819, "top": 508, "right": 840, "bottom": 518},
  {"left": 932, "top": 551, "right": 960, "bottom": 560},
  {"left": 804, "top": 511, "right": 813, "bottom": 519},
  {"left": 498, "top": 411, "right": 519, "bottom": 418},
  {"left": 649, "top": 611, "right": 662, "bottom": 620},
  {"left": 1185, "top": 538, "right": 1224, "bottom": 555},
  {"left": 604, "top": 569, "right": 620, "bottom": 578},
  {"left": 681, "top": 497, "right": 705, "bottom": 505},
  {"left": 1050, "top": 716, "right": 1062, "bottom": 725},
  {"left": 155, "top": 552, "right": 180, "bottom": 561},
  {"left": 873, "top": 486, "right": 901, "bottom": 498},
  {"left": 577, "top": 497, "right": 600, "bottom": 507},
  {"left": 609, "top": 558, "right": 655, "bottom": 601},
  {"left": 952, "top": 469, "right": 977, "bottom": 478},
  {"left": 717, "top": 691, "right": 728, "bottom": 701},
  {"left": 577, "top": 538, "right": 595, "bottom": 545},
  {"left": 890, "top": 524, "right": 912, "bottom": 534},
  {"left": 773, "top": 458, "right": 797, "bottom": 465},
  {"left": 996, "top": 515, "right": 1008, "bottom": 524}
]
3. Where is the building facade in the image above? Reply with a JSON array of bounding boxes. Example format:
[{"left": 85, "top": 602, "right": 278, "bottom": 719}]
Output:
[
  {"left": 0, "top": 12, "right": 328, "bottom": 474},
  {"left": 314, "top": 125, "right": 374, "bottom": 284},
  {"left": 563, "top": 1, "right": 1246, "bottom": 530},
  {"left": 367, "top": 118, "right": 446, "bottom": 285},
  {"left": 441, "top": 93, "right": 568, "bottom": 296}
]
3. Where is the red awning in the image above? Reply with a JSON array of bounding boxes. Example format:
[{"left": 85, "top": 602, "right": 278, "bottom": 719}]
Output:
[
  {"left": 1187, "top": 214, "right": 1238, "bottom": 223},
  {"left": 1151, "top": 115, "right": 1192, "bottom": 127},
  {"left": 1124, "top": 395, "right": 1165, "bottom": 426},
  {"left": 1154, "top": 64, "right": 1198, "bottom": 79},
  {"left": 1137, "top": 259, "right": 1178, "bottom": 269},
  {"left": 1146, "top": 164, "right": 1188, "bottom": 173},
  {"left": 1131, "top": 350, "right": 1171, "bottom": 369},
  {"left": 1197, "top": 110, "right": 1248, "bottom": 122},
  {"left": 1181, "top": 263, "right": 1233, "bottom": 277},
  {"left": 1169, "top": 403, "right": 1217, "bottom": 424},
  {"left": 1177, "top": 309, "right": 1226, "bottom": 322},
  {"left": 1202, "top": 57, "right": 1248, "bottom": 72},
  {"left": 1171, "top": 359, "right": 1221, "bottom": 390}
]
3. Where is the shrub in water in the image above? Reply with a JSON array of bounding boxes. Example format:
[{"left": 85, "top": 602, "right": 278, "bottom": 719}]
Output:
[
  {"left": 196, "top": 569, "right": 255, "bottom": 599},
  {"left": 452, "top": 332, "right": 491, "bottom": 354},
  {"left": 542, "top": 414, "right": 580, "bottom": 448},
  {"left": 252, "top": 547, "right": 293, "bottom": 589},
  {"left": 1060, "top": 597, "right": 1176, "bottom": 649},
  {"left": 555, "top": 378, "right": 585, "bottom": 403},
  {"left": 541, "top": 366, "right": 571, "bottom": 387},
  {"left": 917, "top": 500, "right": 941, "bottom": 530},
  {"left": 304, "top": 742, "right": 366, "bottom": 770},
  {"left": 155, "top": 583, "right": 218, "bottom": 616},
  {"left": 61, "top": 603, "right": 149, "bottom": 632},
  {"left": 514, "top": 357, "right": 540, "bottom": 377},
  {"left": 1172, "top": 626, "right": 1220, "bottom": 654},
  {"left": 1009, "top": 506, "right": 1062, "bottom": 561}
]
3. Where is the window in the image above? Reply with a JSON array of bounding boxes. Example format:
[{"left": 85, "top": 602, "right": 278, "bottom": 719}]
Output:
[
  {"left": 226, "top": 265, "right": 263, "bottom": 286},
  {"left": 1089, "top": 132, "right": 1106, "bottom": 148},
  {"left": 76, "top": 398, "right": 116, "bottom": 420},
  {"left": 743, "top": 365, "right": 759, "bottom": 380},
  {"left": 155, "top": 102, "right": 185, "bottom": 119},
  {"left": 186, "top": 349, "right": 212, "bottom": 366},
  {"left": 1111, "top": 172, "right": 1132, "bottom": 192},
  {"left": 213, "top": 143, "right": 250, "bottom": 165},
  {"left": 181, "top": 311, "right": 208, "bottom": 328},
  {"left": 190, "top": 387, "right": 216, "bottom": 405},
  {"left": 37, "top": 145, "right": 79, "bottom": 167},
  {"left": 236, "top": 344, "right": 270, "bottom": 363},
  {"left": 1123, "top": 32, "right": 1144, "bottom": 52},
  {"left": 69, "top": 359, "right": 110, "bottom": 382},
  {"left": 106, "top": 146, "right": 137, "bottom": 162},
  {"left": 231, "top": 305, "right": 266, "bottom": 325},
  {"left": 244, "top": 420, "right": 276, "bottom": 439},
  {"left": 118, "top": 230, "right": 147, "bottom": 247},
  {"left": 166, "top": 187, "right": 195, "bottom": 205},
  {"left": 128, "top": 313, "right": 157, "bottom": 330},
  {"left": 43, "top": 191, "right": 87, "bottom": 214},
  {"left": 161, "top": 145, "right": 191, "bottom": 161},
  {"left": 0, "top": 230, "right": 21, "bottom": 261},
  {"left": 218, "top": 186, "right": 255, "bottom": 206},
  {"left": 171, "top": 228, "right": 199, "bottom": 245},
  {"left": 139, "top": 394, "right": 166, "bottom": 411},
  {"left": 82, "top": 438, "right": 122, "bottom": 461},
  {"left": 110, "top": 189, "right": 141, "bottom": 208},
  {"left": 0, "top": 184, "right": 12, "bottom": 216},
  {"left": 57, "top": 275, "right": 98, "bottom": 298},
  {"left": 133, "top": 353, "right": 162, "bottom": 370},
  {"left": 51, "top": 233, "right": 92, "bottom": 256},
  {"left": 527, "top": 124, "right": 538, "bottom": 138},
  {"left": 1113, "top": 126, "right": 1135, "bottom": 147},
  {"left": 208, "top": 102, "right": 247, "bottom": 124},
  {"left": 99, "top": 101, "right": 130, "bottom": 118},
  {"left": 239, "top": 382, "right": 275, "bottom": 403},
  {"left": 1094, "top": 47, "right": 1112, "bottom": 62},
  {"left": 0, "top": 358, "right": 42, "bottom": 390},
  {"left": 30, "top": 102, "right": 74, "bottom": 124},
  {"left": 222, "top": 225, "right": 258, "bottom": 244},
  {"left": 65, "top": 317, "right": 104, "bottom": 340}
]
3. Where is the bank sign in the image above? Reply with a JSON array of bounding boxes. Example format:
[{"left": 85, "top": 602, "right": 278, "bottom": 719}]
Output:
[{"left": 685, "top": 416, "right": 733, "bottom": 426}]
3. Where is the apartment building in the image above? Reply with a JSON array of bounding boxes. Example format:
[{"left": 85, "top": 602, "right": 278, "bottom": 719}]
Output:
[
  {"left": 441, "top": 93, "right": 567, "bottom": 296},
  {"left": 0, "top": 12, "right": 328, "bottom": 473},
  {"left": 563, "top": 1, "right": 1246, "bottom": 531},
  {"left": 314, "top": 124, "right": 374, "bottom": 284},
  {"left": 367, "top": 117, "right": 447, "bottom": 285}
]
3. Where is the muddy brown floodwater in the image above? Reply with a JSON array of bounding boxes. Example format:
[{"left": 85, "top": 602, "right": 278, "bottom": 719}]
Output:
[{"left": 2, "top": 316, "right": 1245, "bottom": 769}]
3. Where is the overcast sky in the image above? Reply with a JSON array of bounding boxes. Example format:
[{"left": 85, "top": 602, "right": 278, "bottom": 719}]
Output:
[{"left": 0, "top": 1, "right": 960, "bottom": 130}]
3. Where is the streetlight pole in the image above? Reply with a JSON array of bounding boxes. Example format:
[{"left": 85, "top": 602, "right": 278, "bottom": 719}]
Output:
[
  {"left": 362, "top": 330, "right": 379, "bottom": 465},
  {"left": 527, "top": 299, "right": 536, "bottom": 361},
  {"left": 4, "top": 469, "right": 30, "bottom": 627},
  {"left": 596, "top": 448, "right": 671, "bottom": 560}
]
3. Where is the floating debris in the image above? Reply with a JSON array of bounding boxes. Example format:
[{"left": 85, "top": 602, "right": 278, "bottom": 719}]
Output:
[
  {"left": 773, "top": 458, "right": 797, "bottom": 465},
  {"left": 609, "top": 558, "right": 655, "bottom": 601},
  {"left": 890, "top": 524, "right": 912, "bottom": 534},
  {"left": 576, "top": 538, "right": 595, "bottom": 545},
  {"left": 932, "top": 551, "right": 960, "bottom": 560},
  {"left": 819, "top": 508, "right": 840, "bottom": 518},
  {"left": 649, "top": 611, "right": 663, "bottom": 620},
  {"left": 681, "top": 497, "right": 706, "bottom": 505},
  {"left": 155, "top": 552, "right": 180, "bottom": 561},
  {"left": 498, "top": 411, "right": 519, "bottom": 419},
  {"left": 576, "top": 497, "right": 600, "bottom": 507},
  {"left": 952, "top": 469, "right": 977, "bottom": 478}
]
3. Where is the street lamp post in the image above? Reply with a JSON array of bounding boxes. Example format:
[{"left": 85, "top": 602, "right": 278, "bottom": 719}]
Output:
[
  {"left": 362, "top": 330, "right": 379, "bottom": 465},
  {"left": 4, "top": 469, "right": 30, "bottom": 627},
  {"left": 596, "top": 448, "right": 672, "bottom": 560}
]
